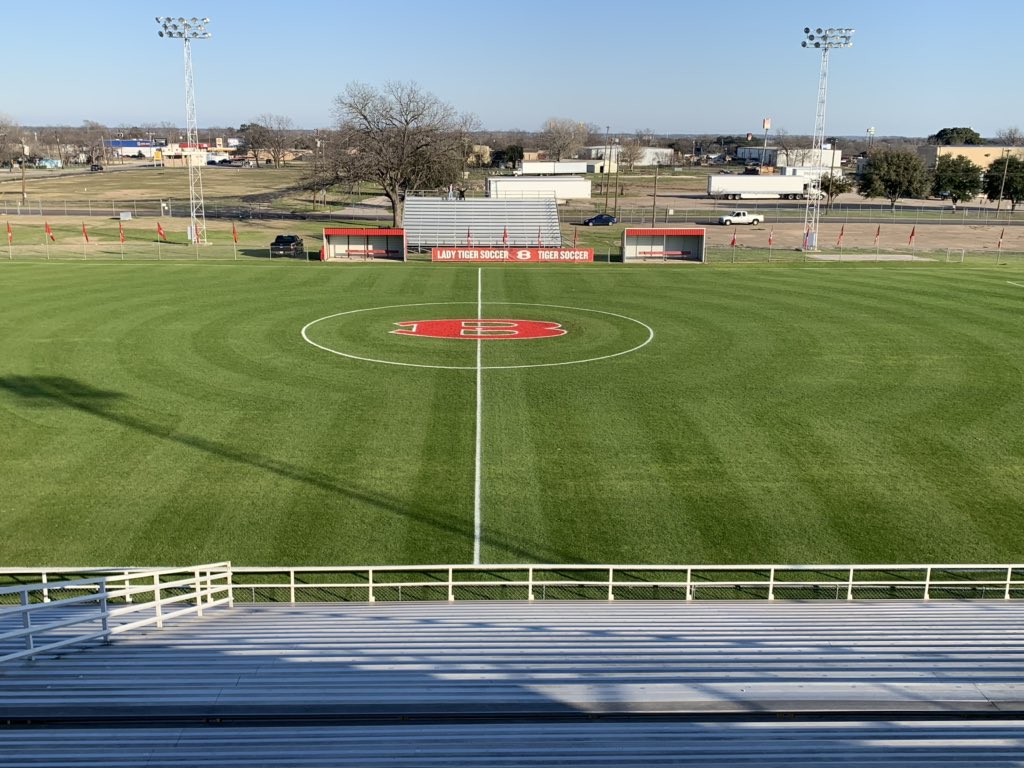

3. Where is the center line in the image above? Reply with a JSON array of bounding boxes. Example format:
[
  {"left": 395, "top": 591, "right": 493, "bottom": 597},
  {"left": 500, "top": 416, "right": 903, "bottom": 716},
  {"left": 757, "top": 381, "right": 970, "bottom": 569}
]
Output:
[{"left": 473, "top": 267, "right": 483, "bottom": 565}]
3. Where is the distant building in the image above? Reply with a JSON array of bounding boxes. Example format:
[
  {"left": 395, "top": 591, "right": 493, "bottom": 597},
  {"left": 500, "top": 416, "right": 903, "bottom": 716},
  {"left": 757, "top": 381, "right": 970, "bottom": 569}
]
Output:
[
  {"left": 916, "top": 144, "right": 1024, "bottom": 170},
  {"left": 581, "top": 145, "right": 675, "bottom": 167}
]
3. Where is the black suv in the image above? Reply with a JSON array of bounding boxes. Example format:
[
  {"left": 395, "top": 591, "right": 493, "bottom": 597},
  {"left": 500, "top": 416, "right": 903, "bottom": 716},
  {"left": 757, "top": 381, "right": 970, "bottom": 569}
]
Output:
[{"left": 270, "top": 234, "right": 304, "bottom": 258}]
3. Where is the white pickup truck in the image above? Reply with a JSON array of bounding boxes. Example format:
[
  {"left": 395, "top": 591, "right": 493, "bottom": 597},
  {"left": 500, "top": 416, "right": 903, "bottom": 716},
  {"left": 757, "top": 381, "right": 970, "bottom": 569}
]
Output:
[{"left": 718, "top": 210, "right": 764, "bottom": 226}]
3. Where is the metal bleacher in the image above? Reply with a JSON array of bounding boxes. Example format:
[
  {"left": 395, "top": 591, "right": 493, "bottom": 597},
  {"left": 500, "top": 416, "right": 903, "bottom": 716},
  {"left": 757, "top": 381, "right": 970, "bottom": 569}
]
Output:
[
  {"left": 3, "top": 598, "right": 1024, "bottom": 765},
  {"left": 403, "top": 196, "right": 562, "bottom": 250}
]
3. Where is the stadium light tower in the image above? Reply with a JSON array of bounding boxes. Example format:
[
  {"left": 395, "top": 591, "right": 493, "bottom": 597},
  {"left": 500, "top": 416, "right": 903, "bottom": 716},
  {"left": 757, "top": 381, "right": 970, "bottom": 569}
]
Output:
[
  {"left": 157, "top": 16, "right": 211, "bottom": 245},
  {"left": 800, "top": 26, "right": 854, "bottom": 251}
]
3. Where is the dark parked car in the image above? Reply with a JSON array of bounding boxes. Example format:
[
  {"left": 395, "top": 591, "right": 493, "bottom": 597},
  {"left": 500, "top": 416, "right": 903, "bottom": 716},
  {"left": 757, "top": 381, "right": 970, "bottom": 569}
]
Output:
[
  {"left": 270, "top": 234, "right": 305, "bottom": 258},
  {"left": 583, "top": 213, "right": 617, "bottom": 226},
  {"left": 89, "top": 164, "right": 103, "bottom": 172}
]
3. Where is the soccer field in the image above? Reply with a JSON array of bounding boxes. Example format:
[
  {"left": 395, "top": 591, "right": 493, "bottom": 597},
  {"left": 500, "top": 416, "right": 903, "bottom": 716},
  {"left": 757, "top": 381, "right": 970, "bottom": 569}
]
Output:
[{"left": 2, "top": 261, "right": 1023, "bottom": 567}]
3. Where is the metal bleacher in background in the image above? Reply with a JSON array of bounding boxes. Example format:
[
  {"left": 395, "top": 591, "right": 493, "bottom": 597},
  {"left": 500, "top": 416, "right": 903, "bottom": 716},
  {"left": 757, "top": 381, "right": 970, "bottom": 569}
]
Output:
[{"left": 403, "top": 197, "right": 562, "bottom": 250}]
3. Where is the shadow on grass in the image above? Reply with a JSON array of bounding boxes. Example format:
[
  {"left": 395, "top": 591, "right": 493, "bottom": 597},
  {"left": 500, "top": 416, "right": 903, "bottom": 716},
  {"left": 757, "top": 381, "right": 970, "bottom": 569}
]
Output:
[{"left": 0, "top": 375, "right": 569, "bottom": 563}]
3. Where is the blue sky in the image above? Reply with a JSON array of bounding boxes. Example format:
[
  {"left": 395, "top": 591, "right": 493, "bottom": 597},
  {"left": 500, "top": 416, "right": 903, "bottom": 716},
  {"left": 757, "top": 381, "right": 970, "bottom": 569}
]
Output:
[{"left": 6, "top": 0, "right": 1022, "bottom": 138}]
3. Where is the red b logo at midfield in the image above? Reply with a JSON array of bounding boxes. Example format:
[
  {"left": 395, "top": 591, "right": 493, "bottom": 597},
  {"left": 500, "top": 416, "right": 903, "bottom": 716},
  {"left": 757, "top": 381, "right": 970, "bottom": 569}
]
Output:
[{"left": 391, "top": 319, "right": 567, "bottom": 340}]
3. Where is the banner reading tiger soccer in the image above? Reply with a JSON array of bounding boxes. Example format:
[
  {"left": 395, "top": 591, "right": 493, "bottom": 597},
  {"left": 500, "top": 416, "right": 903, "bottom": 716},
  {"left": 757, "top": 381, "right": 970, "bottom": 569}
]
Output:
[{"left": 431, "top": 247, "right": 594, "bottom": 263}]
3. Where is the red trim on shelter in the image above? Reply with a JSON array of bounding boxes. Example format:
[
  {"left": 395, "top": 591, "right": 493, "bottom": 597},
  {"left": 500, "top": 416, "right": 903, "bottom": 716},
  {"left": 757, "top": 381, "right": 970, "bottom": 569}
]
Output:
[
  {"left": 323, "top": 228, "right": 404, "bottom": 236},
  {"left": 625, "top": 228, "right": 705, "bottom": 237}
]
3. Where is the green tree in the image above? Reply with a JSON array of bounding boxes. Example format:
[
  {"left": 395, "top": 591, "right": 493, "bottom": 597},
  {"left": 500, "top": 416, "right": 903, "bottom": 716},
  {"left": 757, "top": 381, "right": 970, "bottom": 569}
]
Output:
[
  {"left": 505, "top": 144, "right": 524, "bottom": 166},
  {"left": 983, "top": 154, "right": 1024, "bottom": 213},
  {"left": 857, "top": 149, "right": 930, "bottom": 211},
  {"left": 930, "top": 155, "right": 982, "bottom": 207},
  {"left": 819, "top": 172, "right": 854, "bottom": 211},
  {"left": 927, "top": 127, "right": 983, "bottom": 146}
]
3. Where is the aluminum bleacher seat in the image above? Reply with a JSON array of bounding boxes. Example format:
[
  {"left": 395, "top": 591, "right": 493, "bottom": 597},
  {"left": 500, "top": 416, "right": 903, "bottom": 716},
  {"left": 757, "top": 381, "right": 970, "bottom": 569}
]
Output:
[{"left": 403, "top": 197, "right": 562, "bottom": 249}]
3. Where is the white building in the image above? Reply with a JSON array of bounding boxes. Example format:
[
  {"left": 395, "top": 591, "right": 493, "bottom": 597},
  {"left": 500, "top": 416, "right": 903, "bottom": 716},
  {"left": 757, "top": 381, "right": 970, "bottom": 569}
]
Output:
[{"left": 581, "top": 145, "right": 675, "bottom": 167}]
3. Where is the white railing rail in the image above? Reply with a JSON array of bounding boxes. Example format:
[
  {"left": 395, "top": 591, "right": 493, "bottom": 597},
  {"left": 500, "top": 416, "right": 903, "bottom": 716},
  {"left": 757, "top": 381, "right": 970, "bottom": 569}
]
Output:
[
  {"left": 0, "top": 562, "right": 232, "bottom": 664},
  {"left": 221, "top": 563, "right": 1023, "bottom": 604}
]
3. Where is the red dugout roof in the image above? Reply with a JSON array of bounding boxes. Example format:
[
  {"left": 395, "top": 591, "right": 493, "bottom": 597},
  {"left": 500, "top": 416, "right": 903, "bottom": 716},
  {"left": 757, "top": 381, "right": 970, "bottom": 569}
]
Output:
[
  {"left": 624, "top": 228, "right": 705, "bottom": 237},
  {"left": 323, "top": 228, "right": 404, "bottom": 236}
]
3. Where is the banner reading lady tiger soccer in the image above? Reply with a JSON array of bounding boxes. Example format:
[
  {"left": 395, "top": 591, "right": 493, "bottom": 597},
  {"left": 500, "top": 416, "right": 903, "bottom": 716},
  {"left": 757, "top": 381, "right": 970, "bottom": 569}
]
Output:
[{"left": 432, "top": 247, "right": 593, "bottom": 263}]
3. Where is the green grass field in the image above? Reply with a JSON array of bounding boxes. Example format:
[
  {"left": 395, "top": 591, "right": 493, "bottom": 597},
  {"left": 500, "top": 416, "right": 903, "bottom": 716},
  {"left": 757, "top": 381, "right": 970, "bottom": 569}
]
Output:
[{"left": 2, "top": 260, "right": 1023, "bottom": 567}]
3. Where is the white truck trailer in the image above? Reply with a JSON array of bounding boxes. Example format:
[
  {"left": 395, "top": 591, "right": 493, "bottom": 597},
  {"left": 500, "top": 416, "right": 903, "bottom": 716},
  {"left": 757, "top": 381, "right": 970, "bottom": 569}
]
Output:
[
  {"left": 707, "top": 174, "right": 815, "bottom": 200},
  {"left": 486, "top": 175, "right": 591, "bottom": 201}
]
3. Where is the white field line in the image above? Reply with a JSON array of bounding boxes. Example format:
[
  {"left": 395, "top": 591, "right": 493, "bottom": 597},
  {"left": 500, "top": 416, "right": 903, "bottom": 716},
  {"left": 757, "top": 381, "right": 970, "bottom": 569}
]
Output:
[
  {"left": 473, "top": 268, "right": 483, "bottom": 565},
  {"left": 1008, "top": 281, "right": 1024, "bottom": 288}
]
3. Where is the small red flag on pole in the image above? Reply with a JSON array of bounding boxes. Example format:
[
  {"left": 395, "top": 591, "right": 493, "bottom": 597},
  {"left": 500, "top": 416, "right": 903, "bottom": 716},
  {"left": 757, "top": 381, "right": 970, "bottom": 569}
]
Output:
[
  {"left": 767, "top": 228, "right": 774, "bottom": 247},
  {"left": 7, "top": 221, "right": 13, "bottom": 244},
  {"left": 119, "top": 221, "right": 125, "bottom": 244},
  {"left": 998, "top": 227, "right": 1005, "bottom": 250},
  {"left": 802, "top": 227, "right": 810, "bottom": 250},
  {"left": 908, "top": 226, "right": 916, "bottom": 246},
  {"left": 538, "top": 226, "right": 543, "bottom": 247},
  {"left": 573, "top": 227, "right": 578, "bottom": 247},
  {"left": 157, "top": 222, "right": 167, "bottom": 241},
  {"left": 466, "top": 227, "right": 472, "bottom": 247},
  {"left": 81, "top": 223, "right": 90, "bottom": 243},
  {"left": 835, "top": 224, "right": 845, "bottom": 248},
  {"left": 45, "top": 222, "right": 55, "bottom": 242},
  {"left": 873, "top": 225, "right": 881, "bottom": 247},
  {"left": 730, "top": 230, "right": 737, "bottom": 247},
  {"left": 502, "top": 226, "right": 508, "bottom": 246},
  {"left": 232, "top": 222, "right": 239, "bottom": 244}
]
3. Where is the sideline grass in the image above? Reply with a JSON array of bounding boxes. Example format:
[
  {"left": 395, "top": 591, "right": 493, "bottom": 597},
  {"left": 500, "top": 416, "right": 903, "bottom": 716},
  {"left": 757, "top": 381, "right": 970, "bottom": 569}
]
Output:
[{"left": 1, "top": 260, "right": 1023, "bottom": 566}]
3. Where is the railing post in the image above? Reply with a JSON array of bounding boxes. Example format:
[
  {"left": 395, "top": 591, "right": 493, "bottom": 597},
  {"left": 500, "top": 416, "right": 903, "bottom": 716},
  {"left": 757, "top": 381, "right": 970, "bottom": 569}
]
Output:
[
  {"left": 1007, "top": 566, "right": 1014, "bottom": 601},
  {"left": 194, "top": 569, "right": 204, "bottom": 617},
  {"left": 154, "top": 573, "right": 163, "bottom": 629},
  {"left": 227, "top": 564, "right": 235, "bottom": 608},
  {"left": 289, "top": 569, "right": 296, "bottom": 604},
  {"left": 607, "top": 567, "right": 615, "bottom": 601},
  {"left": 368, "top": 568, "right": 375, "bottom": 603},
  {"left": 768, "top": 567, "right": 775, "bottom": 601},
  {"left": 20, "top": 590, "right": 34, "bottom": 658},
  {"left": 847, "top": 567, "right": 855, "bottom": 601},
  {"left": 923, "top": 567, "right": 931, "bottom": 601},
  {"left": 41, "top": 572, "right": 49, "bottom": 604},
  {"left": 448, "top": 567, "right": 454, "bottom": 602},
  {"left": 686, "top": 567, "right": 693, "bottom": 601},
  {"left": 99, "top": 579, "right": 110, "bottom": 641},
  {"left": 123, "top": 571, "right": 133, "bottom": 604},
  {"left": 528, "top": 567, "right": 535, "bottom": 601}
]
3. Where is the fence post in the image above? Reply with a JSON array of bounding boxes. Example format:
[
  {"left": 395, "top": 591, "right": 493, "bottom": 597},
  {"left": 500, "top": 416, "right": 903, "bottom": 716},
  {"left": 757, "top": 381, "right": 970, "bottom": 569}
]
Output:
[
  {"left": 100, "top": 579, "right": 110, "bottom": 640},
  {"left": 528, "top": 567, "right": 535, "bottom": 601},
  {"left": 847, "top": 567, "right": 855, "bottom": 601},
  {"left": 607, "top": 567, "right": 615, "bottom": 601},
  {"left": 289, "top": 569, "right": 296, "bottom": 604},
  {"left": 1007, "top": 566, "right": 1014, "bottom": 600},
  {"left": 154, "top": 573, "right": 163, "bottom": 629},
  {"left": 768, "top": 567, "right": 775, "bottom": 601},
  {"left": 448, "top": 567, "right": 454, "bottom": 602},
  {"left": 20, "top": 590, "right": 34, "bottom": 658},
  {"left": 923, "top": 567, "right": 931, "bottom": 600},
  {"left": 41, "top": 572, "right": 49, "bottom": 603},
  {"left": 227, "top": 563, "right": 234, "bottom": 608},
  {"left": 123, "top": 571, "right": 133, "bottom": 603},
  {"left": 686, "top": 567, "right": 693, "bottom": 601},
  {"left": 368, "top": 568, "right": 375, "bottom": 603}
]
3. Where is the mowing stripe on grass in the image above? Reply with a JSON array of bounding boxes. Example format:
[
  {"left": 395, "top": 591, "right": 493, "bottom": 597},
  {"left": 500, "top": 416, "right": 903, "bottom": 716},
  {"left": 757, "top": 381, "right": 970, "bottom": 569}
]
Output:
[{"left": 474, "top": 268, "right": 483, "bottom": 565}]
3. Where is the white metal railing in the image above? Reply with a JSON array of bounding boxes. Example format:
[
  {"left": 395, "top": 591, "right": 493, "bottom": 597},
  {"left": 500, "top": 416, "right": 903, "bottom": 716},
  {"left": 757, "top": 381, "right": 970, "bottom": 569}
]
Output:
[
  {"left": 0, "top": 562, "right": 232, "bottom": 664},
  {"left": 220, "top": 563, "right": 1024, "bottom": 605}
]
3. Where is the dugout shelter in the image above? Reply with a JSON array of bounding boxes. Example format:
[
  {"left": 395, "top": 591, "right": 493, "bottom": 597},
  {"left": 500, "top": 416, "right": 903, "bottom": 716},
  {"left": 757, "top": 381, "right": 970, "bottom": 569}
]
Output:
[
  {"left": 622, "top": 227, "right": 705, "bottom": 263},
  {"left": 322, "top": 228, "right": 406, "bottom": 261}
]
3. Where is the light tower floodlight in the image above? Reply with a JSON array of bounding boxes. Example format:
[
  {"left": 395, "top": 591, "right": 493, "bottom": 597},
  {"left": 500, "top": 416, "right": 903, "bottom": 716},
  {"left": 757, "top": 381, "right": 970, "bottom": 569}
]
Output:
[
  {"left": 157, "top": 15, "right": 212, "bottom": 246},
  {"left": 800, "top": 25, "right": 854, "bottom": 252}
]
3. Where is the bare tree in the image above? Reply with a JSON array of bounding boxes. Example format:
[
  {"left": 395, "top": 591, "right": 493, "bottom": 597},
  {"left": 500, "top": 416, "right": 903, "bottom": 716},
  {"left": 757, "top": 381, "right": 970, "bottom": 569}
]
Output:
[
  {"left": 618, "top": 139, "right": 644, "bottom": 171},
  {"left": 253, "top": 113, "right": 295, "bottom": 167},
  {"left": 330, "top": 81, "right": 477, "bottom": 226},
  {"left": 540, "top": 117, "right": 587, "bottom": 161},
  {"left": 0, "top": 114, "right": 20, "bottom": 172},
  {"left": 996, "top": 126, "right": 1023, "bottom": 147},
  {"left": 239, "top": 122, "right": 271, "bottom": 165}
]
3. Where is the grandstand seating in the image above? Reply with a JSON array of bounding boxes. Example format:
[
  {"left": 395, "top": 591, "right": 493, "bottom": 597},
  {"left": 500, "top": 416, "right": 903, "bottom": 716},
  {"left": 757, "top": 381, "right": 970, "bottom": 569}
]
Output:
[
  {"left": 403, "top": 197, "right": 562, "bottom": 249},
  {"left": 2, "top": 600, "right": 1023, "bottom": 765}
]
